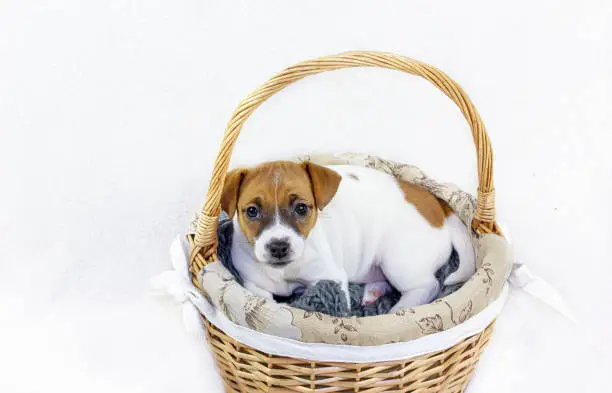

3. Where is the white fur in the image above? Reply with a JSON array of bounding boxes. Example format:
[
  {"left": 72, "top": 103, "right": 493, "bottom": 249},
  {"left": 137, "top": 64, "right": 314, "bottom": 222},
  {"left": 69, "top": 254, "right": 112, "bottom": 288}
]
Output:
[{"left": 232, "top": 165, "right": 476, "bottom": 310}]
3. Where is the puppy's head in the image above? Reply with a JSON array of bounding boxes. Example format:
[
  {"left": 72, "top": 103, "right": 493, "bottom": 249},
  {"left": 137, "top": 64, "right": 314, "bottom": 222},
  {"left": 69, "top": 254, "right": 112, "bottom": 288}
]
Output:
[{"left": 221, "top": 161, "right": 341, "bottom": 266}]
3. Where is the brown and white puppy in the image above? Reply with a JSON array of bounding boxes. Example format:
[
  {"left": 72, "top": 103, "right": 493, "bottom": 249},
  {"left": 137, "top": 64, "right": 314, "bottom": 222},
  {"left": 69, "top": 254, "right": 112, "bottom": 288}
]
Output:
[{"left": 223, "top": 161, "right": 475, "bottom": 311}]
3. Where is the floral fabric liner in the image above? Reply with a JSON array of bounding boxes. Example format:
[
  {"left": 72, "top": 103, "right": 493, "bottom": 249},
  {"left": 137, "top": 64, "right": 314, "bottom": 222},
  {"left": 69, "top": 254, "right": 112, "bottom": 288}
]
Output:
[{"left": 198, "top": 153, "right": 512, "bottom": 346}]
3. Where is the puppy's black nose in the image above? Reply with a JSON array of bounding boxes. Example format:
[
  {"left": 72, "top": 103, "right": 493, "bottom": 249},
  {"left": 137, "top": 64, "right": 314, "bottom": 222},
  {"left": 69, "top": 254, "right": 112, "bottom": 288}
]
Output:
[{"left": 267, "top": 239, "right": 290, "bottom": 259}]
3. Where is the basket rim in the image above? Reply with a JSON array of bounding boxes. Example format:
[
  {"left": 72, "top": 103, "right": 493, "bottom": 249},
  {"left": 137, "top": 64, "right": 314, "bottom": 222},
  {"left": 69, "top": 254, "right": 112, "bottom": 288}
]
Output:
[{"left": 195, "top": 274, "right": 507, "bottom": 362}]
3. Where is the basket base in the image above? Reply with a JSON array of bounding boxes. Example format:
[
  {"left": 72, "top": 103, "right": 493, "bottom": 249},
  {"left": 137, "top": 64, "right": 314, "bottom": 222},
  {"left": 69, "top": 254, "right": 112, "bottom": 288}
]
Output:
[{"left": 204, "top": 317, "right": 494, "bottom": 393}]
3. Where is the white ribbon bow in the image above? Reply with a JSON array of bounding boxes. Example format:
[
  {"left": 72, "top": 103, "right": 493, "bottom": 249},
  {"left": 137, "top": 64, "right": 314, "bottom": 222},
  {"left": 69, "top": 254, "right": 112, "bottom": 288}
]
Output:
[
  {"left": 149, "top": 236, "right": 213, "bottom": 333},
  {"left": 500, "top": 224, "right": 577, "bottom": 324},
  {"left": 507, "top": 263, "right": 577, "bottom": 323}
]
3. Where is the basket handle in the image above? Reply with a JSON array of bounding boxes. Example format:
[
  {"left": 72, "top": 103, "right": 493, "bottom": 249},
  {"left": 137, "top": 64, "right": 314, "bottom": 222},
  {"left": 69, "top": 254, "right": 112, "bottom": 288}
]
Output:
[{"left": 190, "top": 51, "right": 499, "bottom": 269}]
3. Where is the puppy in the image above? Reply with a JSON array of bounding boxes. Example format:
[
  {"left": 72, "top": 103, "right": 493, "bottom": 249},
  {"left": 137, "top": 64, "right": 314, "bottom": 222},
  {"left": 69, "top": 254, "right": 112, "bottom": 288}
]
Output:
[{"left": 223, "top": 161, "right": 475, "bottom": 311}]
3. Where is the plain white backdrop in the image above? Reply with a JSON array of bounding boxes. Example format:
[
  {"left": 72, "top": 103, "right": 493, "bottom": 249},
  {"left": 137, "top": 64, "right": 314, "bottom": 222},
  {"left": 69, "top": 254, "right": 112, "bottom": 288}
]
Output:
[{"left": 1, "top": 1, "right": 611, "bottom": 392}]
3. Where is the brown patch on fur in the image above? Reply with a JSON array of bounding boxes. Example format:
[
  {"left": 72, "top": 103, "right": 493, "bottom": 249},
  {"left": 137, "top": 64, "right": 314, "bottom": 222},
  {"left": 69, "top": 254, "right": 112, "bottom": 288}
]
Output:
[
  {"left": 221, "top": 168, "right": 248, "bottom": 218},
  {"left": 398, "top": 180, "right": 453, "bottom": 228},
  {"left": 301, "top": 162, "right": 342, "bottom": 210},
  {"left": 439, "top": 198, "right": 454, "bottom": 217},
  {"left": 221, "top": 161, "right": 341, "bottom": 244}
]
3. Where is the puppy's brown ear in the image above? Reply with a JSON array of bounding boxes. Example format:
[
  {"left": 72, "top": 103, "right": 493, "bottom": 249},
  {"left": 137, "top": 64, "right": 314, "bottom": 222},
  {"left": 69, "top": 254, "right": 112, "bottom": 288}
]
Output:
[
  {"left": 301, "top": 162, "right": 341, "bottom": 210},
  {"left": 221, "top": 168, "right": 248, "bottom": 218}
]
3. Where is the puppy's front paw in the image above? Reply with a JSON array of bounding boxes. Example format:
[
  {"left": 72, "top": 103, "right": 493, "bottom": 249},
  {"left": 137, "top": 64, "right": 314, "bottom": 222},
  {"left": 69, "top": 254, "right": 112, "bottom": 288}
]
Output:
[
  {"left": 245, "top": 282, "right": 273, "bottom": 300},
  {"left": 340, "top": 281, "right": 351, "bottom": 308}
]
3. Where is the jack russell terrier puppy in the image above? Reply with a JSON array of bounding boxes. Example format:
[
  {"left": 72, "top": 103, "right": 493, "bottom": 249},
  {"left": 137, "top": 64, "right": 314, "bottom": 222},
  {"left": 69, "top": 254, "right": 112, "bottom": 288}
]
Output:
[{"left": 223, "top": 161, "right": 475, "bottom": 312}]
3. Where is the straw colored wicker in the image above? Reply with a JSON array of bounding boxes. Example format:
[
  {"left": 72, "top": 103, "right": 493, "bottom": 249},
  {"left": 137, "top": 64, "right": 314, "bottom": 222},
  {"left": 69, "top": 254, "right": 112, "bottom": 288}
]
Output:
[{"left": 190, "top": 51, "right": 501, "bottom": 392}]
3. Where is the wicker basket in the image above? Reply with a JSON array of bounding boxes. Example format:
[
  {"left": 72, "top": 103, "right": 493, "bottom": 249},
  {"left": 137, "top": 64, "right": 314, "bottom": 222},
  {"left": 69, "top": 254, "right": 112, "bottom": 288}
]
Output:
[{"left": 189, "top": 51, "right": 502, "bottom": 392}]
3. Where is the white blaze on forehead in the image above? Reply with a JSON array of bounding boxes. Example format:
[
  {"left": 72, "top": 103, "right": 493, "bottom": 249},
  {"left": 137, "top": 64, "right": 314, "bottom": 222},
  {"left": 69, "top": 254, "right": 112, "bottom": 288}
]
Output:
[{"left": 273, "top": 170, "right": 281, "bottom": 224}]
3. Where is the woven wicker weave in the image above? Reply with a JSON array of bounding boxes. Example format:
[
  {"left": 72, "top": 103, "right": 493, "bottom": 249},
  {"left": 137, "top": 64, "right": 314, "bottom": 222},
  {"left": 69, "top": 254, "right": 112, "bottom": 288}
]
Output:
[{"left": 190, "top": 51, "right": 501, "bottom": 392}]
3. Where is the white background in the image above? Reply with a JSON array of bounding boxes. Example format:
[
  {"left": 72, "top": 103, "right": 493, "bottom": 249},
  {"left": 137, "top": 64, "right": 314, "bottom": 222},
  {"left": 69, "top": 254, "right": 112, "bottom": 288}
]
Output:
[{"left": 1, "top": 1, "right": 611, "bottom": 392}]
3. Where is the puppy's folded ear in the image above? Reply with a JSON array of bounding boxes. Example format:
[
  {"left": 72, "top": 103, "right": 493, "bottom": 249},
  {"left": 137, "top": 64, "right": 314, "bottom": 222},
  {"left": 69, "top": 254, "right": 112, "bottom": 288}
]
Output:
[
  {"left": 221, "top": 168, "right": 248, "bottom": 218},
  {"left": 301, "top": 162, "right": 341, "bottom": 210}
]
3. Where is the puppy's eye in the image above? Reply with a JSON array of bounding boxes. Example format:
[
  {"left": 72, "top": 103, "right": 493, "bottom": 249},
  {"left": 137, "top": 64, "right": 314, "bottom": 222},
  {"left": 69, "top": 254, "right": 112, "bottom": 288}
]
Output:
[
  {"left": 245, "top": 206, "right": 260, "bottom": 219},
  {"left": 294, "top": 203, "right": 308, "bottom": 217}
]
